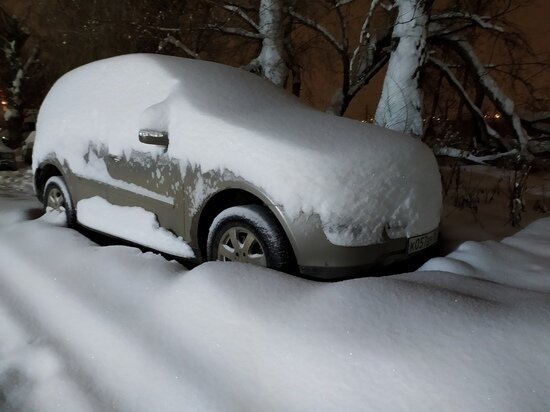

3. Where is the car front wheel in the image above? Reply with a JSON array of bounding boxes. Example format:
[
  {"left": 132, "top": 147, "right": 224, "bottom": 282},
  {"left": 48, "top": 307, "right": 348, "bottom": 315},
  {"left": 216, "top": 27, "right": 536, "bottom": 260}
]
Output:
[
  {"left": 207, "top": 205, "right": 292, "bottom": 271},
  {"left": 43, "top": 176, "right": 76, "bottom": 227}
]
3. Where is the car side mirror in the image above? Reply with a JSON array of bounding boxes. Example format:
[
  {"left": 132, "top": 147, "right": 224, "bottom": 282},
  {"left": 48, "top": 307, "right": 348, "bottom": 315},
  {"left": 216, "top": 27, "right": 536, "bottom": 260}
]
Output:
[{"left": 139, "top": 129, "right": 169, "bottom": 147}]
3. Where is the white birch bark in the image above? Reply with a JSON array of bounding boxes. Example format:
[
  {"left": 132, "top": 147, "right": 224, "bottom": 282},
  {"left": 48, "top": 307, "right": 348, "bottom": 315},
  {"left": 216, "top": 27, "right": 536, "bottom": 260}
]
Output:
[
  {"left": 375, "top": 0, "right": 429, "bottom": 137},
  {"left": 255, "top": 0, "right": 287, "bottom": 87},
  {"left": 204, "top": 0, "right": 288, "bottom": 87}
]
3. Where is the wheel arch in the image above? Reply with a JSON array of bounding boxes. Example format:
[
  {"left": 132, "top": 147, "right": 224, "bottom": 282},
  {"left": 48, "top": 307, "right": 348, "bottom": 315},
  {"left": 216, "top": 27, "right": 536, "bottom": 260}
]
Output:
[
  {"left": 34, "top": 161, "right": 64, "bottom": 202},
  {"left": 194, "top": 188, "right": 297, "bottom": 267}
]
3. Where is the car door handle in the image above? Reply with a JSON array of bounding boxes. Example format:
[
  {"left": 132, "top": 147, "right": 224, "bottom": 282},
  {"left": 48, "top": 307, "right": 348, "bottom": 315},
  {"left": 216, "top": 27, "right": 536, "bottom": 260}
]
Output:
[{"left": 109, "top": 155, "right": 122, "bottom": 163}]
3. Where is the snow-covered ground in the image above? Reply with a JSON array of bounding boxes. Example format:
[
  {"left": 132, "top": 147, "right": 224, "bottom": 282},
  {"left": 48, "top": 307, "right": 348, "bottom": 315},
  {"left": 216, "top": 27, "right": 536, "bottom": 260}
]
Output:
[
  {"left": 439, "top": 165, "right": 550, "bottom": 253},
  {"left": 0, "top": 168, "right": 549, "bottom": 411}
]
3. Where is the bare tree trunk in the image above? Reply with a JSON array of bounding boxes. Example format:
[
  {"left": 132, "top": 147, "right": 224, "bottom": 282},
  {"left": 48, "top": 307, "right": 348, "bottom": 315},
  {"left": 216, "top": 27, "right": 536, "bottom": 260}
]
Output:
[
  {"left": 255, "top": 0, "right": 288, "bottom": 86},
  {"left": 375, "top": 0, "right": 432, "bottom": 137},
  {"left": 473, "top": 85, "right": 487, "bottom": 146}
]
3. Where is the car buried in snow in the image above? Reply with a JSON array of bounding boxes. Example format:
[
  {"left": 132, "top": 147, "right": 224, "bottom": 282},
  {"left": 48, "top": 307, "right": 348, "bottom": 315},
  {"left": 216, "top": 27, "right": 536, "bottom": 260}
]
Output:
[{"left": 32, "top": 54, "right": 442, "bottom": 279}]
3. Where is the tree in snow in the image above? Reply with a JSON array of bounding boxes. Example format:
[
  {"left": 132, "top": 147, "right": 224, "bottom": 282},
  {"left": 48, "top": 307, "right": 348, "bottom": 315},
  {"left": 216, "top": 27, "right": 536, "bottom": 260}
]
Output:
[
  {"left": 374, "top": 0, "right": 433, "bottom": 137},
  {"left": 425, "top": 1, "right": 536, "bottom": 156},
  {"left": 160, "top": 0, "right": 292, "bottom": 88},
  {"left": 0, "top": 6, "right": 39, "bottom": 148},
  {"left": 291, "top": 0, "right": 547, "bottom": 158},
  {"left": 289, "top": 0, "right": 432, "bottom": 123},
  {"left": 288, "top": 0, "right": 394, "bottom": 115}
]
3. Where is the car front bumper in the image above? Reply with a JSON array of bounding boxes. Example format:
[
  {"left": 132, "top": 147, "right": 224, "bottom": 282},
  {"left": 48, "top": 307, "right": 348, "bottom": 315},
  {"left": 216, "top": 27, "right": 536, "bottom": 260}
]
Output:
[{"left": 272, "top": 207, "right": 439, "bottom": 280}]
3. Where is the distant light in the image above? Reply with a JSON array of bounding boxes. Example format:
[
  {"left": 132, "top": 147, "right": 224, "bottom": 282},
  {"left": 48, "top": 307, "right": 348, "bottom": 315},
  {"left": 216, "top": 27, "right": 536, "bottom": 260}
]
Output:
[
  {"left": 1, "top": 101, "right": 7, "bottom": 105},
  {"left": 494, "top": 113, "right": 502, "bottom": 119}
]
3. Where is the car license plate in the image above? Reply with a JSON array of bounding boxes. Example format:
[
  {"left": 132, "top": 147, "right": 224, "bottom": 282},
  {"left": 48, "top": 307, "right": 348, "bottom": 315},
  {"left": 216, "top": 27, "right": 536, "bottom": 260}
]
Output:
[{"left": 407, "top": 229, "right": 438, "bottom": 254}]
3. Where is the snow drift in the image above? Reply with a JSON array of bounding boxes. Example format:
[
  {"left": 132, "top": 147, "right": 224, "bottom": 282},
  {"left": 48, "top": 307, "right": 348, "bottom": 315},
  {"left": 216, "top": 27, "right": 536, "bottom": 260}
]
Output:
[
  {"left": 0, "top": 188, "right": 549, "bottom": 410},
  {"left": 33, "top": 54, "right": 442, "bottom": 246}
]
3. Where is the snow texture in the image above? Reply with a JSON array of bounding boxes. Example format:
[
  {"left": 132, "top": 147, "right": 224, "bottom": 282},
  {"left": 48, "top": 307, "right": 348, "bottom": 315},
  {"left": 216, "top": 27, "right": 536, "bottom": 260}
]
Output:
[
  {"left": 33, "top": 54, "right": 442, "bottom": 246},
  {"left": 77, "top": 196, "right": 194, "bottom": 258},
  {"left": 0, "top": 194, "right": 549, "bottom": 411},
  {"left": 422, "top": 219, "right": 550, "bottom": 292}
]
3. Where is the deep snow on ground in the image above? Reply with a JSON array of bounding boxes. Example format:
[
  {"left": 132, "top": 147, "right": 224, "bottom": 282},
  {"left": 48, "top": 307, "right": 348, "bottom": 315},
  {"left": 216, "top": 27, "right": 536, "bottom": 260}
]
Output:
[{"left": 0, "top": 168, "right": 549, "bottom": 411}]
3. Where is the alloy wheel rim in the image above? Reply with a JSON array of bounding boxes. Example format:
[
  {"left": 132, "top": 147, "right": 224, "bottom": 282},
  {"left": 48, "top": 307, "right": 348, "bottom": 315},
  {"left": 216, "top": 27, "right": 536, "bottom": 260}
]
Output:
[
  {"left": 47, "top": 187, "right": 66, "bottom": 211},
  {"left": 217, "top": 226, "right": 267, "bottom": 267}
]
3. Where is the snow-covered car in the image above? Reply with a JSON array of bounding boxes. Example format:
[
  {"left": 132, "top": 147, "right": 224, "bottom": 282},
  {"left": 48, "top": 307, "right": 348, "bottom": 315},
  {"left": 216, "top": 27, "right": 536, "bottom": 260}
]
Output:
[
  {"left": 0, "top": 140, "right": 17, "bottom": 171},
  {"left": 33, "top": 54, "right": 442, "bottom": 278}
]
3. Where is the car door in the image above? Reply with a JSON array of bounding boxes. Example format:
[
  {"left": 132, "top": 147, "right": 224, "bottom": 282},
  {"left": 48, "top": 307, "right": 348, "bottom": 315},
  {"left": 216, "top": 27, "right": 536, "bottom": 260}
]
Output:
[
  {"left": 68, "top": 143, "right": 108, "bottom": 205},
  {"left": 101, "top": 134, "right": 184, "bottom": 236}
]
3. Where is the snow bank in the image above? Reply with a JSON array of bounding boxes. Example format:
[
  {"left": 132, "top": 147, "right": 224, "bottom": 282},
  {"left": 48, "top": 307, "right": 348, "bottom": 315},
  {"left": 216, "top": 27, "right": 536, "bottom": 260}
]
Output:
[
  {"left": 33, "top": 54, "right": 442, "bottom": 246},
  {"left": 0, "top": 207, "right": 549, "bottom": 411},
  {"left": 422, "top": 217, "right": 550, "bottom": 292},
  {"left": 77, "top": 196, "right": 194, "bottom": 258}
]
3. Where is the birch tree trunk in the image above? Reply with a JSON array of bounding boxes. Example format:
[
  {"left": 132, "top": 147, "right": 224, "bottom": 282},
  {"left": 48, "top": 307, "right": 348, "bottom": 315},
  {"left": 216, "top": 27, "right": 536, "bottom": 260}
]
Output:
[
  {"left": 256, "top": 0, "right": 288, "bottom": 87},
  {"left": 375, "top": 0, "right": 431, "bottom": 137}
]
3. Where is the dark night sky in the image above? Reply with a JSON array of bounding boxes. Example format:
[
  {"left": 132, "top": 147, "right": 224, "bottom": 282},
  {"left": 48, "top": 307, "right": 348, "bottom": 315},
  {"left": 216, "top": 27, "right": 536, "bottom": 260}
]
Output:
[
  {"left": 507, "top": 1, "right": 550, "bottom": 78},
  {"left": 2, "top": 0, "right": 549, "bottom": 118},
  {"left": 344, "top": 0, "right": 550, "bottom": 119}
]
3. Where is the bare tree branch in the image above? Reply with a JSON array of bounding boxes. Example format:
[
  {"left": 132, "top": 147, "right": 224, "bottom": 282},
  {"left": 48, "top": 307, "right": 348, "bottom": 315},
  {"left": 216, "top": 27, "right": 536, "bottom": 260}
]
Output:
[
  {"left": 431, "top": 12, "right": 504, "bottom": 32},
  {"left": 205, "top": 24, "right": 264, "bottom": 39},
  {"left": 434, "top": 35, "right": 531, "bottom": 153},
  {"left": 158, "top": 35, "right": 199, "bottom": 58},
  {"left": 222, "top": 4, "right": 259, "bottom": 31},
  {"left": 288, "top": 8, "right": 345, "bottom": 53},
  {"left": 427, "top": 56, "right": 506, "bottom": 147},
  {"left": 434, "top": 147, "right": 519, "bottom": 164}
]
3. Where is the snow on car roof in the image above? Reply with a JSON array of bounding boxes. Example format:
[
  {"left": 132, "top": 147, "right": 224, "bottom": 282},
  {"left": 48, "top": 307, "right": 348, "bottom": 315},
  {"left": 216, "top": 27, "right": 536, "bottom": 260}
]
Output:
[{"left": 34, "top": 54, "right": 442, "bottom": 246}]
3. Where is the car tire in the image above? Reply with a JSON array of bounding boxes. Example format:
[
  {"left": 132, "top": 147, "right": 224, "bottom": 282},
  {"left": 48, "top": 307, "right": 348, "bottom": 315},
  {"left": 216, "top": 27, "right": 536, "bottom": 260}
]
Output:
[
  {"left": 207, "top": 205, "right": 292, "bottom": 271},
  {"left": 43, "top": 176, "right": 77, "bottom": 227}
]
